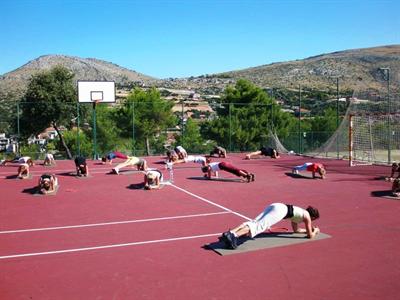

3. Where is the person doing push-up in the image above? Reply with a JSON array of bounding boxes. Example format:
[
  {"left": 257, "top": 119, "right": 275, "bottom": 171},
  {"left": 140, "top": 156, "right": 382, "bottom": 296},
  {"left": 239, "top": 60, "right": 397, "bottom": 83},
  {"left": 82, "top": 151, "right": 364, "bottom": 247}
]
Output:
[
  {"left": 112, "top": 156, "right": 147, "bottom": 174},
  {"left": 44, "top": 153, "right": 55, "bottom": 166},
  {"left": 101, "top": 151, "right": 128, "bottom": 164},
  {"left": 292, "top": 162, "right": 326, "bottom": 179},
  {"left": 144, "top": 169, "right": 163, "bottom": 190},
  {"left": 245, "top": 147, "right": 279, "bottom": 160},
  {"left": 209, "top": 146, "right": 227, "bottom": 158},
  {"left": 202, "top": 161, "right": 255, "bottom": 182},
  {"left": 17, "top": 163, "right": 31, "bottom": 179},
  {"left": 38, "top": 174, "right": 58, "bottom": 194},
  {"left": 74, "top": 156, "right": 89, "bottom": 177},
  {"left": 219, "top": 202, "right": 320, "bottom": 249}
]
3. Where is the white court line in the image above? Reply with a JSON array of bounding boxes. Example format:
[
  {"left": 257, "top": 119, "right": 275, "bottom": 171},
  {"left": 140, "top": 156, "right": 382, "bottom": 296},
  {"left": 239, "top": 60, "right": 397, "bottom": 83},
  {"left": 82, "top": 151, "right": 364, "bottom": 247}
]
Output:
[
  {"left": 0, "top": 211, "right": 230, "bottom": 235},
  {"left": 170, "top": 183, "right": 251, "bottom": 221},
  {"left": 0, "top": 232, "right": 221, "bottom": 260},
  {"left": 0, "top": 178, "right": 249, "bottom": 260}
]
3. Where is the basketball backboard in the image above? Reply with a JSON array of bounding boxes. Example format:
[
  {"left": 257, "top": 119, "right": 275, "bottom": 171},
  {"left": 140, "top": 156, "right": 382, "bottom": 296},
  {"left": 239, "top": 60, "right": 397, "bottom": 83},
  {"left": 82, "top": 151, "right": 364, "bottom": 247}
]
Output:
[{"left": 77, "top": 81, "right": 116, "bottom": 103}]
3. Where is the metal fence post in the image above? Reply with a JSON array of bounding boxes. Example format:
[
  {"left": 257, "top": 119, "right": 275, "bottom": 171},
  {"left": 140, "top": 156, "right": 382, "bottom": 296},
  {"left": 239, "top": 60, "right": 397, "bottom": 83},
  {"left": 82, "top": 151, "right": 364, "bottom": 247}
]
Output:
[
  {"left": 298, "top": 85, "right": 302, "bottom": 154},
  {"left": 229, "top": 103, "right": 232, "bottom": 152},
  {"left": 17, "top": 102, "right": 20, "bottom": 156},
  {"left": 132, "top": 101, "right": 135, "bottom": 156},
  {"left": 336, "top": 78, "right": 340, "bottom": 159}
]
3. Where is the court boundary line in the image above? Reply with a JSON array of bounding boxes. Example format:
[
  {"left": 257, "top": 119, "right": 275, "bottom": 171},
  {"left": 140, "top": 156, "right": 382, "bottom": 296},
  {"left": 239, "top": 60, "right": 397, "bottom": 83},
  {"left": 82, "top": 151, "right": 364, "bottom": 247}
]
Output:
[
  {"left": 0, "top": 211, "right": 230, "bottom": 235},
  {"left": 170, "top": 183, "right": 251, "bottom": 221},
  {"left": 0, "top": 232, "right": 221, "bottom": 260}
]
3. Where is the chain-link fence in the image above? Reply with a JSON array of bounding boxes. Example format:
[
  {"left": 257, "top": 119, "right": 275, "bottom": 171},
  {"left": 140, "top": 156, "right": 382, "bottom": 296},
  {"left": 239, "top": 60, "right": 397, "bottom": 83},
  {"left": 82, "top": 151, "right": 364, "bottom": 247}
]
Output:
[{"left": 1, "top": 82, "right": 398, "bottom": 164}]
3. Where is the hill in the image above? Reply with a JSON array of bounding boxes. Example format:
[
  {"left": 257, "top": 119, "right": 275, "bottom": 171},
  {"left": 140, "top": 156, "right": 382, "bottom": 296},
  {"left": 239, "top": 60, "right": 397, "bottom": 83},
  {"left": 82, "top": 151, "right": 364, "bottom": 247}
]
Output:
[
  {"left": 217, "top": 45, "right": 400, "bottom": 92},
  {"left": 1, "top": 45, "right": 399, "bottom": 100},
  {"left": 0, "top": 55, "right": 156, "bottom": 98}
]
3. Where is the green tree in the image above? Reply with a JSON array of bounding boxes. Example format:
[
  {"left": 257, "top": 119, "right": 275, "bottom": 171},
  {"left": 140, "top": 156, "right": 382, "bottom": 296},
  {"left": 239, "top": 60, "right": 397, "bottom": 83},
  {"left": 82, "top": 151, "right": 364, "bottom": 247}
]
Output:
[
  {"left": 202, "top": 79, "right": 296, "bottom": 151},
  {"left": 90, "top": 104, "right": 125, "bottom": 155},
  {"left": 19, "top": 66, "right": 78, "bottom": 159},
  {"left": 175, "top": 118, "right": 209, "bottom": 153},
  {"left": 114, "top": 88, "right": 176, "bottom": 155},
  {"left": 62, "top": 129, "right": 92, "bottom": 158}
]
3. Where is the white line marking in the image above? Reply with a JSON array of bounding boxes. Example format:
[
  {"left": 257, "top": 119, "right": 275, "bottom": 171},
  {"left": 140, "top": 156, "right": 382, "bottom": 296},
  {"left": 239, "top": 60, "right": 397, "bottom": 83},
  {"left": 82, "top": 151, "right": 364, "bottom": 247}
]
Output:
[
  {"left": 0, "top": 232, "right": 220, "bottom": 260},
  {"left": 0, "top": 212, "right": 230, "bottom": 234},
  {"left": 170, "top": 184, "right": 251, "bottom": 221}
]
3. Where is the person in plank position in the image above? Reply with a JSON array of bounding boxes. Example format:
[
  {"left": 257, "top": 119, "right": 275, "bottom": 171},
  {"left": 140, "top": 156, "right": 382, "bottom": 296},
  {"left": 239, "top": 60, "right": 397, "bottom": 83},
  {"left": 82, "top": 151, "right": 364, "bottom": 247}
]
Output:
[
  {"left": 43, "top": 153, "right": 55, "bottom": 166},
  {"left": 292, "top": 162, "right": 326, "bottom": 179},
  {"left": 166, "top": 150, "right": 179, "bottom": 163},
  {"left": 387, "top": 163, "right": 400, "bottom": 179},
  {"left": 101, "top": 151, "right": 128, "bottom": 164},
  {"left": 245, "top": 146, "right": 279, "bottom": 160},
  {"left": 144, "top": 169, "right": 163, "bottom": 190},
  {"left": 209, "top": 146, "right": 227, "bottom": 158},
  {"left": 174, "top": 146, "right": 188, "bottom": 160},
  {"left": 202, "top": 161, "right": 255, "bottom": 182},
  {"left": 2, "top": 156, "right": 34, "bottom": 166},
  {"left": 74, "top": 156, "right": 89, "bottom": 177},
  {"left": 219, "top": 202, "right": 320, "bottom": 249},
  {"left": 17, "top": 163, "right": 31, "bottom": 179},
  {"left": 391, "top": 178, "right": 400, "bottom": 197},
  {"left": 112, "top": 156, "right": 147, "bottom": 174},
  {"left": 38, "top": 174, "right": 58, "bottom": 194},
  {"left": 170, "top": 155, "right": 208, "bottom": 167}
]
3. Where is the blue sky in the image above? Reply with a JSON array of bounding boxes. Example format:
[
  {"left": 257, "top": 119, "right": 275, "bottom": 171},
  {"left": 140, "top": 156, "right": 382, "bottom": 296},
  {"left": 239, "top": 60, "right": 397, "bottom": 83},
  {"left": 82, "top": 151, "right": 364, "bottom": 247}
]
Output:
[{"left": 0, "top": 0, "right": 399, "bottom": 78}]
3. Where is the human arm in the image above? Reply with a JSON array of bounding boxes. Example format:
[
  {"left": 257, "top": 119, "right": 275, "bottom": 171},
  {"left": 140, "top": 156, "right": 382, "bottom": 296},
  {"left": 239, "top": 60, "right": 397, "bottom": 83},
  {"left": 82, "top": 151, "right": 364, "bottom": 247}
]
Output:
[
  {"left": 84, "top": 165, "right": 89, "bottom": 177},
  {"left": 291, "top": 216, "right": 319, "bottom": 239}
]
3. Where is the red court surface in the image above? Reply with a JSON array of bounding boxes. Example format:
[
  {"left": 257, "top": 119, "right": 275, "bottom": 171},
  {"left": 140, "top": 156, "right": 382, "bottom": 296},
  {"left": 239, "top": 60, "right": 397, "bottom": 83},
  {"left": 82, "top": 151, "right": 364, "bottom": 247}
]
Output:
[{"left": 0, "top": 154, "right": 399, "bottom": 299}]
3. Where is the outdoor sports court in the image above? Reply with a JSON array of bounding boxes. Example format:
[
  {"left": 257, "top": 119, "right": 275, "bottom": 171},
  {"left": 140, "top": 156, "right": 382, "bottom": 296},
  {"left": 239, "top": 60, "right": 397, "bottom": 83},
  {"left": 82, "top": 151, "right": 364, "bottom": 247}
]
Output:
[{"left": 0, "top": 153, "right": 399, "bottom": 299}]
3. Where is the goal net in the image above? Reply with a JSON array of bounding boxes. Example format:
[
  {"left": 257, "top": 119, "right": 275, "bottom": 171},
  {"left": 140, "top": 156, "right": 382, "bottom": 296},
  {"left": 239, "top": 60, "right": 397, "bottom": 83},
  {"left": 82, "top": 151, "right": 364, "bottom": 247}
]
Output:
[{"left": 307, "top": 77, "right": 400, "bottom": 166}]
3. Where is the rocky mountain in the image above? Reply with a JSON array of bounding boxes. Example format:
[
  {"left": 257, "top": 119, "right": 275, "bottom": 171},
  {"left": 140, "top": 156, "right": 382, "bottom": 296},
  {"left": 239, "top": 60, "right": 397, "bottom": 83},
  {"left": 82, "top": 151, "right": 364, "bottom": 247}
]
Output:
[
  {"left": 0, "top": 55, "right": 156, "bottom": 98},
  {"left": 1, "top": 45, "right": 399, "bottom": 100},
  {"left": 218, "top": 45, "right": 400, "bottom": 93}
]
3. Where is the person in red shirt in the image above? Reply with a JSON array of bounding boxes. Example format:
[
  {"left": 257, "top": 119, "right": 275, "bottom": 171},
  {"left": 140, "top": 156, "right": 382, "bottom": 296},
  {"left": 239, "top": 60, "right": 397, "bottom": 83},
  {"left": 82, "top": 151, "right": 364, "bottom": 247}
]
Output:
[{"left": 292, "top": 162, "right": 326, "bottom": 179}]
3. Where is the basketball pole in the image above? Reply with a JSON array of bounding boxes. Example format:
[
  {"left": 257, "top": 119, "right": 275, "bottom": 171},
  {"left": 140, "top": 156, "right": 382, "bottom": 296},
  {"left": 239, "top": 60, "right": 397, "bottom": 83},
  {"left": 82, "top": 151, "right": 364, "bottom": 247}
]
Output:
[
  {"left": 76, "top": 102, "right": 80, "bottom": 157},
  {"left": 92, "top": 101, "right": 97, "bottom": 160}
]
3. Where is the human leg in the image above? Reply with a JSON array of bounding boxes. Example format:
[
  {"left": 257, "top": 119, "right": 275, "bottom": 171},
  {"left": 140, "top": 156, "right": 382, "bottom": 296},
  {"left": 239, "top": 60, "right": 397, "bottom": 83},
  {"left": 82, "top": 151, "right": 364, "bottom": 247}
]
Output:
[
  {"left": 293, "top": 162, "right": 311, "bottom": 174},
  {"left": 244, "top": 203, "right": 287, "bottom": 238},
  {"left": 245, "top": 150, "right": 262, "bottom": 159},
  {"left": 113, "top": 157, "right": 138, "bottom": 173}
]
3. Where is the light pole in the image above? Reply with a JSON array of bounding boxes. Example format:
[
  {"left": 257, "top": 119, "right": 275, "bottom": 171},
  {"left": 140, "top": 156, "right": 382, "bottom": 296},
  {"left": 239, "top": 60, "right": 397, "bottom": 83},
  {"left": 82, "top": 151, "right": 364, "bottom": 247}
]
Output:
[
  {"left": 298, "top": 84, "right": 302, "bottom": 154},
  {"left": 379, "top": 68, "right": 390, "bottom": 163}
]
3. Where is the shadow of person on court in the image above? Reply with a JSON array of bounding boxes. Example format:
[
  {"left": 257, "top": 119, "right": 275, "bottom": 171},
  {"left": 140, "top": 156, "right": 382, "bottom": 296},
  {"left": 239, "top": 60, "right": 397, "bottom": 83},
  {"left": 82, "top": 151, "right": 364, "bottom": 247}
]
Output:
[
  {"left": 187, "top": 176, "right": 244, "bottom": 183},
  {"left": 371, "top": 190, "right": 400, "bottom": 200},
  {"left": 127, "top": 183, "right": 145, "bottom": 190},
  {"left": 284, "top": 172, "right": 314, "bottom": 179},
  {"left": 22, "top": 186, "right": 39, "bottom": 194}
]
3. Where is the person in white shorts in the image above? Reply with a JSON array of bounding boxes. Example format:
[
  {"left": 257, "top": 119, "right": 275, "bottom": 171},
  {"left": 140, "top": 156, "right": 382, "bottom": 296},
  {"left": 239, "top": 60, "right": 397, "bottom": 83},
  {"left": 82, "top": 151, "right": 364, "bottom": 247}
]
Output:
[
  {"left": 17, "top": 163, "right": 31, "bottom": 179},
  {"left": 3, "top": 156, "right": 34, "bottom": 166},
  {"left": 44, "top": 153, "right": 55, "bottom": 166},
  {"left": 112, "top": 156, "right": 147, "bottom": 174},
  {"left": 169, "top": 155, "right": 207, "bottom": 167},
  {"left": 174, "top": 146, "right": 188, "bottom": 159},
  {"left": 144, "top": 169, "right": 163, "bottom": 190},
  {"left": 219, "top": 202, "right": 320, "bottom": 249}
]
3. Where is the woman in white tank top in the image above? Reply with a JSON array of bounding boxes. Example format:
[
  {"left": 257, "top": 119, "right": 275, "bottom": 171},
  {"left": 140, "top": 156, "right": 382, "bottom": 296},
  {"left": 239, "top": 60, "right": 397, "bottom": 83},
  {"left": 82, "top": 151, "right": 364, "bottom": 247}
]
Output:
[{"left": 219, "top": 202, "right": 320, "bottom": 249}]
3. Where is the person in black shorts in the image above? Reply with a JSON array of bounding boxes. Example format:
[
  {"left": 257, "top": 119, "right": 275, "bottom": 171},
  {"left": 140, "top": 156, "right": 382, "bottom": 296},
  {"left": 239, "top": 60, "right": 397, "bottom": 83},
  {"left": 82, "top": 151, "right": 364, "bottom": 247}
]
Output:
[
  {"left": 209, "top": 146, "right": 227, "bottom": 158},
  {"left": 74, "top": 156, "right": 89, "bottom": 177},
  {"left": 245, "top": 146, "right": 279, "bottom": 159}
]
